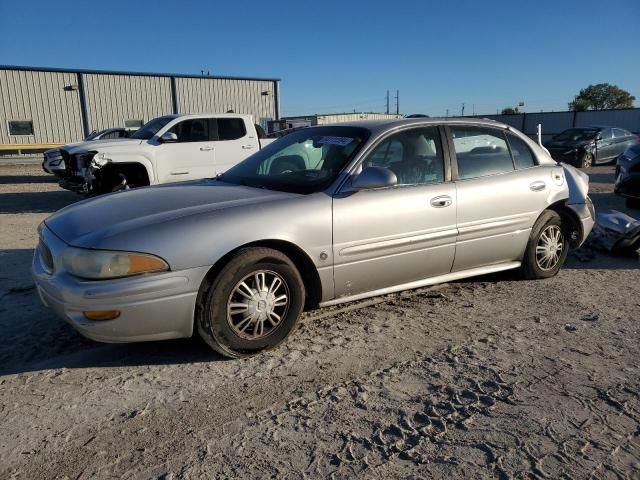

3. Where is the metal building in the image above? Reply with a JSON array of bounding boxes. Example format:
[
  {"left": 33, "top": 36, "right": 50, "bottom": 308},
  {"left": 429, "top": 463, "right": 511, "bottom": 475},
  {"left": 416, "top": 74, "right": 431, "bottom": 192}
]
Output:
[{"left": 0, "top": 65, "right": 280, "bottom": 152}]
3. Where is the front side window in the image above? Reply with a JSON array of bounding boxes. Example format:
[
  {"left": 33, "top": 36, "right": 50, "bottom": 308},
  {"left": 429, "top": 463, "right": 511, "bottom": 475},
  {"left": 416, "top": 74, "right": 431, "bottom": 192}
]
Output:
[
  {"left": 8, "top": 120, "right": 34, "bottom": 136},
  {"left": 100, "top": 131, "right": 121, "bottom": 140},
  {"left": 507, "top": 134, "right": 536, "bottom": 169},
  {"left": 220, "top": 126, "right": 369, "bottom": 194},
  {"left": 451, "top": 126, "right": 514, "bottom": 179},
  {"left": 169, "top": 119, "right": 209, "bottom": 143},
  {"left": 363, "top": 127, "right": 444, "bottom": 185},
  {"left": 217, "top": 118, "right": 246, "bottom": 140}
]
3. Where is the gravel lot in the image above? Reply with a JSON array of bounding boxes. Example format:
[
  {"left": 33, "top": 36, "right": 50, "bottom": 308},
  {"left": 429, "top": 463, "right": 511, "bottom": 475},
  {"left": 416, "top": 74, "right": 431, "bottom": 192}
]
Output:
[{"left": 1, "top": 164, "right": 639, "bottom": 479}]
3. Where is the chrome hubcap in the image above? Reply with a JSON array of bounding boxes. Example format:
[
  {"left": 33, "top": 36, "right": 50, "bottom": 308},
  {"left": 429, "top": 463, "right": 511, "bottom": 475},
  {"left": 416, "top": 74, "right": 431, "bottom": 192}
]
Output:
[
  {"left": 535, "top": 225, "right": 564, "bottom": 271},
  {"left": 227, "top": 270, "right": 289, "bottom": 340}
]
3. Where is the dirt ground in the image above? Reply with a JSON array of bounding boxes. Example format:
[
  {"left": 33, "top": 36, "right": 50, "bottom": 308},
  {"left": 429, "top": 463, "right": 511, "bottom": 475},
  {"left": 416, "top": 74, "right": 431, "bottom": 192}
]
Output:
[{"left": 0, "top": 164, "right": 639, "bottom": 479}]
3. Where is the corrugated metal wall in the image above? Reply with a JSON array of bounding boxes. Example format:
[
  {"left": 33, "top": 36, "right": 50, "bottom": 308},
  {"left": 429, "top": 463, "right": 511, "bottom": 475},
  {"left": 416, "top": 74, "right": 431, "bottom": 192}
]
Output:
[
  {"left": 83, "top": 74, "right": 173, "bottom": 132},
  {"left": 471, "top": 108, "right": 640, "bottom": 142},
  {"left": 0, "top": 67, "right": 279, "bottom": 147},
  {"left": 0, "top": 69, "right": 84, "bottom": 144},
  {"left": 176, "top": 77, "right": 276, "bottom": 126}
]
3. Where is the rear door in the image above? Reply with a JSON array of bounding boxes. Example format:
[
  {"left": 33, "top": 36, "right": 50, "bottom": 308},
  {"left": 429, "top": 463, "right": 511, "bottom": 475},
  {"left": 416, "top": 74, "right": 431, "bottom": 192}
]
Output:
[
  {"left": 448, "top": 126, "right": 553, "bottom": 271},
  {"left": 155, "top": 118, "right": 215, "bottom": 182},
  {"left": 613, "top": 129, "right": 635, "bottom": 158},
  {"left": 211, "top": 118, "right": 259, "bottom": 174},
  {"left": 596, "top": 128, "right": 616, "bottom": 162},
  {"left": 332, "top": 125, "right": 457, "bottom": 297}
]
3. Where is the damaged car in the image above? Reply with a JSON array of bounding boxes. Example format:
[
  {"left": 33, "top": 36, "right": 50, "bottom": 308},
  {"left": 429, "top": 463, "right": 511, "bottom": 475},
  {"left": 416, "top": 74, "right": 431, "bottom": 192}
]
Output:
[
  {"left": 545, "top": 126, "right": 638, "bottom": 168},
  {"left": 33, "top": 118, "right": 595, "bottom": 358}
]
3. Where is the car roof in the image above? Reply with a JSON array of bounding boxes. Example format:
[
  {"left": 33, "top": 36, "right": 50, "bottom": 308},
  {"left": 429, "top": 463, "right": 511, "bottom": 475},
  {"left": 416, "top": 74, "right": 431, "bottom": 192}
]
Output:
[{"left": 319, "top": 117, "right": 511, "bottom": 135}]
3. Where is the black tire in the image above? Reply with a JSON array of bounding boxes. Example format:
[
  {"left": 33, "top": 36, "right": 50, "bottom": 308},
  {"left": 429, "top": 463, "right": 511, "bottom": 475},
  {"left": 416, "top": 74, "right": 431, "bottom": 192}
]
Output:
[
  {"left": 197, "top": 247, "right": 305, "bottom": 358},
  {"left": 578, "top": 151, "right": 594, "bottom": 168},
  {"left": 520, "top": 210, "right": 569, "bottom": 280},
  {"left": 626, "top": 198, "right": 640, "bottom": 209}
]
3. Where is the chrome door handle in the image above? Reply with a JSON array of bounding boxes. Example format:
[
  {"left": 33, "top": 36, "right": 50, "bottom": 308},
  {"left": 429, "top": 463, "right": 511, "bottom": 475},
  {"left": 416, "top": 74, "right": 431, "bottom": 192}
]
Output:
[
  {"left": 200, "top": 147, "right": 214, "bottom": 151},
  {"left": 430, "top": 195, "right": 452, "bottom": 208},
  {"left": 529, "top": 181, "right": 546, "bottom": 191},
  {"left": 242, "top": 145, "right": 254, "bottom": 149}
]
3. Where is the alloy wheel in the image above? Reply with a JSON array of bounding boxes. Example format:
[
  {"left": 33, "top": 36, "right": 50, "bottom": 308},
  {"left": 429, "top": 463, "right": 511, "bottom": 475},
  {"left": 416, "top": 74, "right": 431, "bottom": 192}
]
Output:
[
  {"left": 535, "top": 225, "right": 564, "bottom": 271},
  {"left": 226, "top": 270, "right": 290, "bottom": 340}
]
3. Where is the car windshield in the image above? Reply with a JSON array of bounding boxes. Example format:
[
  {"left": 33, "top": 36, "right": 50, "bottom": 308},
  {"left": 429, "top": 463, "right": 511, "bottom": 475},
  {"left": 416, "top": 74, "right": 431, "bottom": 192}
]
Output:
[
  {"left": 84, "top": 129, "right": 106, "bottom": 140},
  {"left": 219, "top": 126, "right": 370, "bottom": 194},
  {"left": 554, "top": 128, "right": 598, "bottom": 142},
  {"left": 131, "top": 116, "right": 175, "bottom": 140}
]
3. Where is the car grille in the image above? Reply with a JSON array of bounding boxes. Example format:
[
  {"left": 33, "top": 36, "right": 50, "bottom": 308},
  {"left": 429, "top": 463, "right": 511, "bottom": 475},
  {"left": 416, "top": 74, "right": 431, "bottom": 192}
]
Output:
[{"left": 39, "top": 239, "right": 54, "bottom": 274}]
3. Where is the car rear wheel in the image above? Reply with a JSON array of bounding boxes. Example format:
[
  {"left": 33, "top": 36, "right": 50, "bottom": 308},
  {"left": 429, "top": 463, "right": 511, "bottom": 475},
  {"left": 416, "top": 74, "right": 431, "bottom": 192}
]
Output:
[
  {"left": 521, "top": 210, "right": 569, "bottom": 279},
  {"left": 197, "top": 247, "right": 305, "bottom": 358},
  {"left": 578, "top": 152, "right": 594, "bottom": 168}
]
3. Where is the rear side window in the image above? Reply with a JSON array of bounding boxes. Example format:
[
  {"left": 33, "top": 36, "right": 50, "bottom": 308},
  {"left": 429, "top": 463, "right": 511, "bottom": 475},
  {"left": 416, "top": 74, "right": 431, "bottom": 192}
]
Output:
[
  {"left": 217, "top": 118, "right": 246, "bottom": 140},
  {"left": 507, "top": 134, "right": 536, "bottom": 169},
  {"left": 451, "top": 126, "right": 514, "bottom": 179},
  {"left": 613, "top": 128, "right": 629, "bottom": 138}
]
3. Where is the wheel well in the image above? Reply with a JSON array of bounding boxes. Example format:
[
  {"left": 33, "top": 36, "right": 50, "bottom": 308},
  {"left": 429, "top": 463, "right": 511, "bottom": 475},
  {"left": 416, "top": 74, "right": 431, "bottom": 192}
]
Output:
[
  {"left": 547, "top": 200, "right": 582, "bottom": 247},
  {"left": 196, "top": 240, "right": 323, "bottom": 317},
  {"left": 98, "top": 163, "right": 150, "bottom": 192}
]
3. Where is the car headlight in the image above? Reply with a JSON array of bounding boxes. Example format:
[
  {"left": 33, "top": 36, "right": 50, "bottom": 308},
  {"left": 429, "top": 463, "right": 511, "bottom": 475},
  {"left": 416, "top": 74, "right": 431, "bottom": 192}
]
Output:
[
  {"left": 90, "top": 152, "right": 110, "bottom": 168},
  {"left": 62, "top": 247, "right": 169, "bottom": 279}
]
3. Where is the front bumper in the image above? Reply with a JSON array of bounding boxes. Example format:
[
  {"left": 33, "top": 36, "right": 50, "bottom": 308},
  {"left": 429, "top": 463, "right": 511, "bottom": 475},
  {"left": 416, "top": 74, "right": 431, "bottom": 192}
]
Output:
[
  {"left": 32, "top": 225, "right": 210, "bottom": 343},
  {"left": 567, "top": 197, "right": 596, "bottom": 247}
]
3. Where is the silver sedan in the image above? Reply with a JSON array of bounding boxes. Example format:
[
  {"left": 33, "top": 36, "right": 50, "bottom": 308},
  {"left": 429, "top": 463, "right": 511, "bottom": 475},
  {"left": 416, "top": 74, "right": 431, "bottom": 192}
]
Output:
[{"left": 33, "top": 118, "right": 595, "bottom": 358}]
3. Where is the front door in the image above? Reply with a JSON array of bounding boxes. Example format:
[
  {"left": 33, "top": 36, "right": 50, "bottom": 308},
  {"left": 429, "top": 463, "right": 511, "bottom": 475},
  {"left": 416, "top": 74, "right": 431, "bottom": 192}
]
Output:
[
  {"left": 596, "top": 128, "right": 616, "bottom": 163},
  {"left": 332, "top": 126, "right": 457, "bottom": 297},
  {"left": 449, "top": 126, "right": 554, "bottom": 271},
  {"left": 155, "top": 118, "right": 215, "bottom": 183}
]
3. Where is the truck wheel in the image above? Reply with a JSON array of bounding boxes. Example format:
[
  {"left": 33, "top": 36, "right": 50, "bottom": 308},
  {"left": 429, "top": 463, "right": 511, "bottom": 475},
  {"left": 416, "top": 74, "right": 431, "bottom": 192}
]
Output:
[
  {"left": 197, "top": 247, "right": 305, "bottom": 358},
  {"left": 520, "top": 210, "right": 568, "bottom": 280}
]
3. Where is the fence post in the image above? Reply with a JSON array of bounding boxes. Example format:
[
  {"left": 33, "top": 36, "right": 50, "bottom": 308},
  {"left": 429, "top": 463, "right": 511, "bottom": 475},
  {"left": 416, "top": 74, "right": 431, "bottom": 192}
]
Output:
[
  {"left": 572, "top": 110, "right": 577, "bottom": 127},
  {"left": 521, "top": 113, "right": 526, "bottom": 133}
]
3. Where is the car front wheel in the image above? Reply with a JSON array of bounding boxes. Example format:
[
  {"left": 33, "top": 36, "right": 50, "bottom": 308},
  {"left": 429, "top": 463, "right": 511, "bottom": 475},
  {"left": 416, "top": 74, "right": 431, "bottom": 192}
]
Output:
[
  {"left": 521, "top": 210, "right": 569, "bottom": 279},
  {"left": 578, "top": 151, "right": 594, "bottom": 168},
  {"left": 197, "top": 247, "right": 305, "bottom": 358}
]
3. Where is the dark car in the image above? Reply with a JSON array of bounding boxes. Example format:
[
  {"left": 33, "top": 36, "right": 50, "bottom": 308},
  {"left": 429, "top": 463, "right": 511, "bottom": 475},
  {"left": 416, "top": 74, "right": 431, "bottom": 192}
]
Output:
[
  {"left": 545, "top": 126, "right": 638, "bottom": 168},
  {"left": 615, "top": 143, "right": 640, "bottom": 208}
]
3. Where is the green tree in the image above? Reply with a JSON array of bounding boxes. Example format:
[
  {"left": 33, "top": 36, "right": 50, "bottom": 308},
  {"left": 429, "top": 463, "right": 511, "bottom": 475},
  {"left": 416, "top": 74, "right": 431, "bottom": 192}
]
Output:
[
  {"left": 569, "top": 84, "right": 635, "bottom": 111},
  {"left": 501, "top": 107, "right": 517, "bottom": 115}
]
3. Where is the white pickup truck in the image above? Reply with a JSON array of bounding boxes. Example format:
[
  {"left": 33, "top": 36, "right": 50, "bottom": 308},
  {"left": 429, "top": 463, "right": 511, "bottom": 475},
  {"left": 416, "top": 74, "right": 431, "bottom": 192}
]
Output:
[{"left": 58, "top": 114, "right": 276, "bottom": 194}]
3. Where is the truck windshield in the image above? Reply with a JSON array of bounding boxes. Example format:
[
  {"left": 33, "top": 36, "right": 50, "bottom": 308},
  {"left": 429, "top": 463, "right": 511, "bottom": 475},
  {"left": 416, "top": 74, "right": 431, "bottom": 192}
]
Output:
[
  {"left": 219, "top": 126, "right": 370, "bottom": 194},
  {"left": 131, "top": 116, "right": 175, "bottom": 140}
]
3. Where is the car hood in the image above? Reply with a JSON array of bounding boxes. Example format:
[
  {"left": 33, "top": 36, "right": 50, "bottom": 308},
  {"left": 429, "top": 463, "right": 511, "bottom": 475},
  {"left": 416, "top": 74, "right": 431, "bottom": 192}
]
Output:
[
  {"left": 64, "top": 138, "right": 144, "bottom": 153},
  {"left": 45, "top": 180, "right": 299, "bottom": 245}
]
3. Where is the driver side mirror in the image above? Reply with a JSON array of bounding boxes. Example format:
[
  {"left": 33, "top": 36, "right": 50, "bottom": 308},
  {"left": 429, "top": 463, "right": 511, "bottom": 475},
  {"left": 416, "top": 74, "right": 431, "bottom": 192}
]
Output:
[
  {"left": 352, "top": 166, "right": 397, "bottom": 190},
  {"left": 160, "top": 132, "right": 178, "bottom": 143}
]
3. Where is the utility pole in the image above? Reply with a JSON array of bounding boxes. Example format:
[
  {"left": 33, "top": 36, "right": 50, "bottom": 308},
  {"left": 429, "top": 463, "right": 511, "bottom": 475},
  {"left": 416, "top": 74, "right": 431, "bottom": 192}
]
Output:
[
  {"left": 461, "top": 103, "right": 465, "bottom": 116},
  {"left": 395, "top": 90, "right": 399, "bottom": 115},
  {"left": 472, "top": 104, "right": 475, "bottom": 115},
  {"left": 386, "top": 90, "right": 390, "bottom": 114},
  {"left": 446, "top": 109, "right": 449, "bottom": 118}
]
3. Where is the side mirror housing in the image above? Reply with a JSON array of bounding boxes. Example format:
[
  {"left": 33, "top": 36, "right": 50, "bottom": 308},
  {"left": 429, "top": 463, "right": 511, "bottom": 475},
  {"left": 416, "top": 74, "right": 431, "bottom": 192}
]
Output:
[
  {"left": 352, "top": 166, "right": 397, "bottom": 190},
  {"left": 160, "top": 132, "right": 178, "bottom": 143}
]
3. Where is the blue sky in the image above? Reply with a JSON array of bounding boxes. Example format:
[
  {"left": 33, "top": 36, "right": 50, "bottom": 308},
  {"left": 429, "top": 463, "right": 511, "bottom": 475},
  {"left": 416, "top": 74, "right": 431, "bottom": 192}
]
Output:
[{"left": 1, "top": 0, "right": 638, "bottom": 117}]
